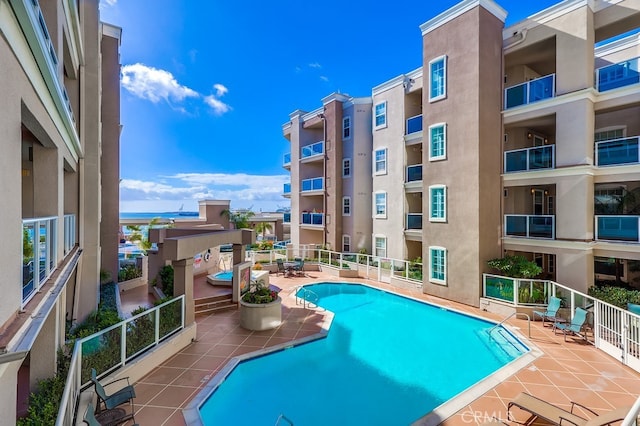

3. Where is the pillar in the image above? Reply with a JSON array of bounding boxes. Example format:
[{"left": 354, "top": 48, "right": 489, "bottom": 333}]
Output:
[{"left": 172, "top": 258, "right": 194, "bottom": 326}]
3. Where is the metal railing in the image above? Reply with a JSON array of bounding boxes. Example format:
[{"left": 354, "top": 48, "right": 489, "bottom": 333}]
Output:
[
  {"left": 596, "top": 57, "right": 639, "bottom": 92},
  {"left": 301, "top": 141, "right": 323, "bottom": 159},
  {"left": 406, "top": 114, "right": 422, "bottom": 135},
  {"left": 504, "top": 145, "right": 555, "bottom": 173},
  {"left": 482, "top": 273, "right": 640, "bottom": 373},
  {"left": 56, "top": 295, "right": 186, "bottom": 426},
  {"left": 406, "top": 164, "right": 423, "bottom": 183},
  {"left": 301, "top": 177, "right": 323, "bottom": 192},
  {"left": 504, "top": 214, "right": 555, "bottom": 239},
  {"left": 22, "top": 216, "right": 58, "bottom": 307},
  {"left": 595, "top": 136, "right": 639, "bottom": 167},
  {"left": 504, "top": 73, "right": 555, "bottom": 109},
  {"left": 595, "top": 215, "right": 640, "bottom": 242}
]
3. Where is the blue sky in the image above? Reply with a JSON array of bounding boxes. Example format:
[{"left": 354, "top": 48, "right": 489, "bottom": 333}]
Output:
[{"left": 100, "top": 0, "right": 560, "bottom": 213}]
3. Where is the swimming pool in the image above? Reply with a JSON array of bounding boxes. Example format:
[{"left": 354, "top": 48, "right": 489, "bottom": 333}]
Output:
[
  {"left": 209, "top": 271, "right": 260, "bottom": 281},
  {"left": 196, "top": 283, "right": 529, "bottom": 425}
]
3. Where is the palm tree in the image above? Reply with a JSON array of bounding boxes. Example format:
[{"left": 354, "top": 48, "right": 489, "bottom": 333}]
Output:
[
  {"left": 255, "top": 221, "right": 273, "bottom": 240},
  {"left": 140, "top": 217, "right": 161, "bottom": 250},
  {"left": 221, "top": 209, "right": 255, "bottom": 229}
]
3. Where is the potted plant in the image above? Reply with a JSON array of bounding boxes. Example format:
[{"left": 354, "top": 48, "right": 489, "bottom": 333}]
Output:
[{"left": 239, "top": 279, "right": 282, "bottom": 331}]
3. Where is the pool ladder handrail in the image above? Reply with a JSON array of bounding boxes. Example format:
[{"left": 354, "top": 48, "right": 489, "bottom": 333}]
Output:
[
  {"left": 275, "top": 413, "right": 294, "bottom": 425},
  {"left": 488, "top": 311, "right": 531, "bottom": 338},
  {"left": 295, "top": 286, "right": 319, "bottom": 310}
]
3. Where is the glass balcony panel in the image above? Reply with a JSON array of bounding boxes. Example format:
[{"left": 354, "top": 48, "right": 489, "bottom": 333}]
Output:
[
  {"left": 529, "top": 146, "right": 553, "bottom": 170},
  {"left": 283, "top": 153, "right": 291, "bottom": 165},
  {"left": 505, "top": 83, "right": 527, "bottom": 109},
  {"left": 283, "top": 183, "right": 291, "bottom": 194},
  {"left": 597, "top": 216, "right": 639, "bottom": 242},
  {"left": 505, "top": 215, "right": 528, "bottom": 237},
  {"left": 39, "top": 222, "right": 48, "bottom": 282},
  {"left": 529, "top": 75, "right": 554, "bottom": 103},
  {"left": 406, "top": 165, "right": 423, "bottom": 182},
  {"left": 505, "top": 150, "right": 529, "bottom": 172},
  {"left": 596, "top": 137, "right": 639, "bottom": 166},
  {"left": 312, "top": 178, "right": 323, "bottom": 190},
  {"left": 301, "top": 180, "right": 311, "bottom": 191},
  {"left": 301, "top": 141, "right": 323, "bottom": 159},
  {"left": 283, "top": 213, "right": 291, "bottom": 223},
  {"left": 22, "top": 222, "right": 36, "bottom": 301},
  {"left": 406, "top": 115, "right": 422, "bottom": 135},
  {"left": 597, "top": 58, "right": 639, "bottom": 92},
  {"left": 48, "top": 218, "right": 56, "bottom": 271},
  {"left": 528, "top": 216, "right": 553, "bottom": 239},
  {"left": 504, "top": 74, "right": 555, "bottom": 109},
  {"left": 406, "top": 214, "right": 422, "bottom": 230},
  {"left": 312, "top": 213, "right": 323, "bottom": 225},
  {"left": 505, "top": 146, "right": 554, "bottom": 172}
]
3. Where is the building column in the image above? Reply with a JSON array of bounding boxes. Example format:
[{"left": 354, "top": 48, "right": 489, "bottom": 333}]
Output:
[
  {"left": 147, "top": 244, "right": 165, "bottom": 292},
  {"left": 232, "top": 243, "right": 244, "bottom": 267},
  {"left": 556, "top": 250, "right": 593, "bottom": 294},
  {"left": 172, "top": 258, "right": 194, "bottom": 327}
]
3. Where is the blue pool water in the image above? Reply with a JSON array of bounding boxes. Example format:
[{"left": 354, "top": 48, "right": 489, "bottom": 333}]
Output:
[
  {"left": 199, "top": 283, "right": 527, "bottom": 425},
  {"left": 213, "top": 271, "right": 259, "bottom": 281}
]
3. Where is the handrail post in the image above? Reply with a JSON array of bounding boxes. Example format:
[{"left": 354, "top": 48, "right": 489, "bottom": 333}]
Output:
[
  {"left": 120, "top": 322, "right": 127, "bottom": 367},
  {"left": 155, "top": 302, "right": 161, "bottom": 344}
]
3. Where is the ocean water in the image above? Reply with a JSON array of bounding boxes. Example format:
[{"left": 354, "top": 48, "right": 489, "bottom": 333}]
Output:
[{"left": 119, "top": 211, "right": 198, "bottom": 220}]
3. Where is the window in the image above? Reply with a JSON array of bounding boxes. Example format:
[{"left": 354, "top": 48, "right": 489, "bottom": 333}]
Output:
[
  {"left": 375, "top": 236, "right": 387, "bottom": 257},
  {"left": 374, "top": 191, "right": 387, "bottom": 218},
  {"left": 374, "top": 102, "right": 387, "bottom": 129},
  {"left": 342, "top": 158, "right": 351, "bottom": 178},
  {"left": 374, "top": 148, "right": 387, "bottom": 175},
  {"left": 342, "top": 235, "right": 351, "bottom": 252},
  {"left": 429, "top": 123, "right": 446, "bottom": 160},
  {"left": 342, "top": 196, "right": 351, "bottom": 216},
  {"left": 343, "top": 116, "right": 351, "bottom": 139},
  {"left": 429, "top": 185, "right": 446, "bottom": 222},
  {"left": 595, "top": 128, "right": 624, "bottom": 142},
  {"left": 429, "top": 55, "right": 447, "bottom": 102},
  {"left": 429, "top": 246, "right": 447, "bottom": 284}
]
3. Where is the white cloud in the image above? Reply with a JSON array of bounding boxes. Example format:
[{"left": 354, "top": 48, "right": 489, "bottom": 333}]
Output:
[
  {"left": 121, "top": 64, "right": 198, "bottom": 104},
  {"left": 213, "top": 84, "right": 228, "bottom": 97},
  {"left": 320, "top": 75, "right": 329, "bottom": 82},
  {"left": 99, "top": 0, "right": 117, "bottom": 7},
  {"left": 309, "top": 62, "right": 322, "bottom": 68},
  {"left": 203, "top": 95, "right": 231, "bottom": 115}
]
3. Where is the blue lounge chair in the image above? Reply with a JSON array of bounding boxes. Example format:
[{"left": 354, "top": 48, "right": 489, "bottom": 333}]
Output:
[
  {"left": 91, "top": 368, "right": 136, "bottom": 413},
  {"left": 533, "top": 296, "right": 562, "bottom": 326},
  {"left": 84, "top": 402, "right": 138, "bottom": 426},
  {"left": 554, "top": 307, "right": 589, "bottom": 342}
]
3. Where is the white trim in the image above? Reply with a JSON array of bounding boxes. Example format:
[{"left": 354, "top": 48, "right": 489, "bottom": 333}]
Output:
[
  {"left": 420, "top": 0, "right": 507, "bottom": 36},
  {"left": 374, "top": 148, "right": 388, "bottom": 176},
  {"left": 342, "top": 116, "right": 352, "bottom": 140},
  {"left": 301, "top": 106, "right": 324, "bottom": 122},
  {"left": 321, "top": 92, "right": 350, "bottom": 105},
  {"left": 374, "top": 191, "right": 387, "bottom": 219},
  {"left": 342, "top": 196, "right": 351, "bottom": 216},
  {"left": 372, "top": 67, "right": 423, "bottom": 96},
  {"left": 428, "top": 122, "right": 447, "bottom": 161},
  {"left": 503, "top": 0, "right": 592, "bottom": 41},
  {"left": 342, "top": 158, "right": 351, "bottom": 178},
  {"left": 374, "top": 101, "right": 387, "bottom": 130},
  {"left": 429, "top": 185, "right": 447, "bottom": 222},
  {"left": 428, "top": 55, "right": 447, "bottom": 103},
  {"left": 595, "top": 33, "right": 640, "bottom": 58},
  {"left": 428, "top": 246, "right": 447, "bottom": 285},
  {"left": 374, "top": 235, "right": 387, "bottom": 258}
]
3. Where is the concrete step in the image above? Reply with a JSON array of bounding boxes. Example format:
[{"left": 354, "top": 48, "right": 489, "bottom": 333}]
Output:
[{"left": 195, "top": 296, "right": 237, "bottom": 315}]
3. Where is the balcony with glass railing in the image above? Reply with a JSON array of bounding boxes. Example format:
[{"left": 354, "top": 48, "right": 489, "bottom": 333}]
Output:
[
  {"left": 301, "top": 141, "right": 324, "bottom": 161},
  {"left": 504, "top": 145, "right": 555, "bottom": 173},
  {"left": 406, "top": 165, "right": 423, "bottom": 183},
  {"left": 301, "top": 212, "right": 324, "bottom": 226},
  {"left": 504, "top": 74, "right": 555, "bottom": 109},
  {"left": 595, "top": 136, "right": 639, "bottom": 166},
  {"left": 283, "top": 183, "right": 291, "bottom": 197},
  {"left": 301, "top": 177, "right": 323, "bottom": 193},
  {"left": 596, "top": 215, "right": 640, "bottom": 242},
  {"left": 283, "top": 213, "right": 291, "bottom": 223},
  {"left": 406, "top": 114, "right": 422, "bottom": 135},
  {"left": 406, "top": 213, "right": 422, "bottom": 230},
  {"left": 596, "top": 57, "right": 639, "bottom": 92},
  {"left": 22, "top": 216, "right": 61, "bottom": 306},
  {"left": 504, "top": 214, "right": 555, "bottom": 239},
  {"left": 64, "top": 214, "right": 76, "bottom": 255},
  {"left": 283, "top": 153, "right": 291, "bottom": 168}
]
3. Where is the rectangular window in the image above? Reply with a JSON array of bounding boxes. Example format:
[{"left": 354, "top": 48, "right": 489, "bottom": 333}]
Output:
[
  {"left": 343, "top": 116, "right": 351, "bottom": 139},
  {"left": 374, "top": 192, "right": 387, "bottom": 218},
  {"left": 375, "top": 236, "right": 387, "bottom": 257},
  {"left": 342, "top": 235, "right": 351, "bottom": 252},
  {"left": 429, "top": 246, "right": 447, "bottom": 284},
  {"left": 342, "top": 196, "right": 351, "bottom": 216},
  {"left": 429, "top": 185, "right": 446, "bottom": 222},
  {"left": 374, "top": 148, "right": 387, "bottom": 175},
  {"left": 342, "top": 158, "right": 351, "bottom": 178},
  {"left": 429, "top": 55, "right": 447, "bottom": 102},
  {"left": 374, "top": 102, "right": 387, "bottom": 129},
  {"left": 595, "top": 128, "right": 624, "bottom": 142},
  {"left": 429, "top": 123, "right": 446, "bottom": 161}
]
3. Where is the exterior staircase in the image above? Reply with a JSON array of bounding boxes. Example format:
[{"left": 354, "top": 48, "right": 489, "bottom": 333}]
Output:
[{"left": 194, "top": 292, "right": 237, "bottom": 315}]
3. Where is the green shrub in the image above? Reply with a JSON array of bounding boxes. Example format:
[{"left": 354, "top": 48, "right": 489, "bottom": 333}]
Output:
[
  {"left": 487, "top": 255, "right": 542, "bottom": 278},
  {"left": 118, "top": 264, "right": 142, "bottom": 282},
  {"left": 159, "top": 265, "right": 174, "bottom": 296},
  {"left": 588, "top": 285, "right": 640, "bottom": 308}
]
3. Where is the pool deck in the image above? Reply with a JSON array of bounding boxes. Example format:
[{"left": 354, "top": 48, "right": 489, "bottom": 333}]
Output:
[{"left": 119, "top": 271, "right": 640, "bottom": 425}]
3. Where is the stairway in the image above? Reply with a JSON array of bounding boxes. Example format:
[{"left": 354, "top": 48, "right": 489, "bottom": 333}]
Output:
[{"left": 195, "top": 292, "right": 237, "bottom": 315}]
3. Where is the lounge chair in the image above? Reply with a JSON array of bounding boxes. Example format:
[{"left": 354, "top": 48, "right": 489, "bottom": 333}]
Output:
[
  {"left": 91, "top": 368, "right": 136, "bottom": 413},
  {"left": 83, "top": 402, "right": 138, "bottom": 426},
  {"left": 276, "top": 259, "right": 286, "bottom": 276},
  {"left": 508, "top": 392, "right": 630, "bottom": 426},
  {"left": 533, "top": 296, "right": 562, "bottom": 326},
  {"left": 554, "top": 307, "right": 588, "bottom": 342}
]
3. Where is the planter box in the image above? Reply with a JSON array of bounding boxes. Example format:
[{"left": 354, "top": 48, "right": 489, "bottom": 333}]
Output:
[{"left": 239, "top": 297, "right": 282, "bottom": 331}]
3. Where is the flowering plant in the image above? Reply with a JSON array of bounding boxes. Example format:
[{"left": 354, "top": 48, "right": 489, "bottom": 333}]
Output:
[{"left": 241, "top": 280, "right": 280, "bottom": 304}]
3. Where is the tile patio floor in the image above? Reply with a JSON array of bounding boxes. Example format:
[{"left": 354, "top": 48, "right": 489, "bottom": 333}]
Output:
[{"left": 118, "top": 271, "right": 640, "bottom": 425}]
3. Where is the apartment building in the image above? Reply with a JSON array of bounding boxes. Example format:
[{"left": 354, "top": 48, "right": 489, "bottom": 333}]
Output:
[
  {"left": 282, "top": 93, "right": 373, "bottom": 253},
  {"left": 0, "top": 0, "right": 121, "bottom": 419}
]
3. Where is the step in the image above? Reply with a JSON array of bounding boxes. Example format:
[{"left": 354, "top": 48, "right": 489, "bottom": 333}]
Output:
[
  {"left": 195, "top": 297, "right": 237, "bottom": 315},
  {"left": 195, "top": 293, "right": 232, "bottom": 305}
]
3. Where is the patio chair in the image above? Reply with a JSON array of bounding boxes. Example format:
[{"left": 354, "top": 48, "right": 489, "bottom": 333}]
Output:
[
  {"left": 91, "top": 368, "right": 136, "bottom": 413},
  {"left": 83, "top": 402, "right": 138, "bottom": 426},
  {"left": 533, "top": 296, "right": 562, "bottom": 326},
  {"left": 276, "top": 258, "right": 286, "bottom": 276},
  {"left": 295, "top": 259, "right": 305, "bottom": 277},
  {"left": 508, "top": 392, "right": 630, "bottom": 426},
  {"left": 554, "top": 307, "right": 588, "bottom": 342}
]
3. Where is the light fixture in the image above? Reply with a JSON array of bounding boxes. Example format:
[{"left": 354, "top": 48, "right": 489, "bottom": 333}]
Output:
[
  {"left": 527, "top": 132, "right": 533, "bottom": 139},
  {"left": 544, "top": 190, "right": 549, "bottom": 195},
  {"left": 530, "top": 188, "right": 535, "bottom": 194}
]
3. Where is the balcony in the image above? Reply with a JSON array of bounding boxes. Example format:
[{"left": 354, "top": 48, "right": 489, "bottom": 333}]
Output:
[
  {"left": 406, "top": 165, "right": 423, "bottom": 182},
  {"left": 406, "top": 114, "right": 422, "bottom": 135},
  {"left": 301, "top": 177, "right": 323, "bottom": 193},
  {"left": 301, "top": 212, "right": 324, "bottom": 226},
  {"left": 596, "top": 215, "right": 640, "bottom": 242},
  {"left": 301, "top": 141, "right": 324, "bottom": 162},
  {"left": 596, "top": 57, "right": 639, "bottom": 92},
  {"left": 283, "top": 153, "right": 291, "bottom": 168},
  {"left": 64, "top": 214, "right": 76, "bottom": 255},
  {"left": 504, "top": 214, "right": 555, "bottom": 239},
  {"left": 595, "top": 136, "right": 639, "bottom": 167},
  {"left": 283, "top": 213, "right": 291, "bottom": 223},
  {"left": 283, "top": 183, "right": 291, "bottom": 198},
  {"left": 504, "top": 74, "right": 555, "bottom": 109},
  {"left": 504, "top": 145, "right": 555, "bottom": 173},
  {"left": 406, "top": 213, "right": 422, "bottom": 230}
]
